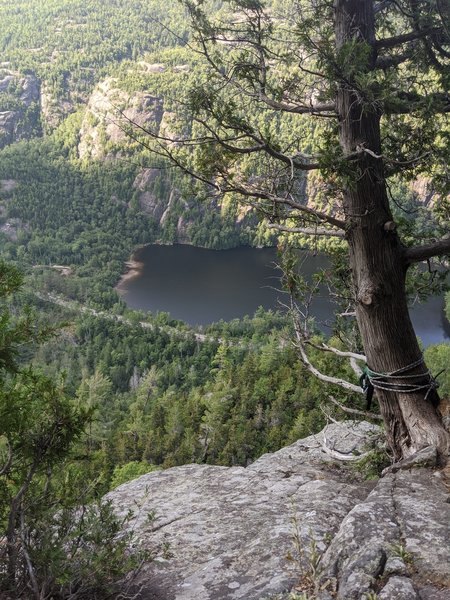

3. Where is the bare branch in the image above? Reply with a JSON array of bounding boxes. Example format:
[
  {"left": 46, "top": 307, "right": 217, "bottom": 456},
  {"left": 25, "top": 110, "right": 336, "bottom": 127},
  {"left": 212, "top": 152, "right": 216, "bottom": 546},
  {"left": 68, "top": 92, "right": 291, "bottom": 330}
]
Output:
[
  {"left": 257, "top": 93, "right": 336, "bottom": 116},
  {"left": 327, "top": 395, "right": 382, "bottom": 420},
  {"left": 243, "top": 188, "right": 346, "bottom": 229},
  {"left": 405, "top": 237, "right": 450, "bottom": 263},
  {"left": 350, "top": 357, "right": 364, "bottom": 378},
  {"left": 267, "top": 223, "right": 345, "bottom": 237},
  {"left": 20, "top": 510, "right": 40, "bottom": 600},
  {"left": 321, "top": 435, "right": 370, "bottom": 461},
  {"left": 376, "top": 26, "right": 442, "bottom": 50},
  {"left": 292, "top": 317, "right": 363, "bottom": 395},
  {"left": 305, "top": 340, "right": 365, "bottom": 376},
  {"left": 306, "top": 340, "right": 366, "bottom": 361}
]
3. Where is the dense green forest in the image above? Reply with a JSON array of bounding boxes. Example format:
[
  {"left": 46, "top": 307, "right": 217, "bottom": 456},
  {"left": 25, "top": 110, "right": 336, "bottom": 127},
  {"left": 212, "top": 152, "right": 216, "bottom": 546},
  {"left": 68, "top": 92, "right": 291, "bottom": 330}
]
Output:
[
  {"left": 0, "top": 0, "right": 445, "bottom": 299},
  {"left": 0, "top": 0, "right": 189, "bottom": 99}
]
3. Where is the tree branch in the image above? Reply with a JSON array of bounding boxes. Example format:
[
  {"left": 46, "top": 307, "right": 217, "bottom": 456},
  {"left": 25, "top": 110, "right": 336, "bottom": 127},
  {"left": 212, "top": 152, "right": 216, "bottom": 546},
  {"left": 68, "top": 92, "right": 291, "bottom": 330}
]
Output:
[
  {"left": 110, "top": 113, "right": 347, "bottom": 231},
  {"left": 191, "top": 110, "right": 322, "bottom": 170},
  {"left": 321, "top": 433, "right": 370, "bottom": 461},
  {"left": 376, "top": 27, "right": 442, "bottom": 50},
  {"left": 257, "top": 93, "right": 336, "bottom": 116},
  {"left": 385, "top": 91, "right": 450, "bottom": 114},
  {"left": 405, "top": 237, "right": 450, "bottom": 263},
  {"left": 292, "top": 317, "right": 363, "bottom": 395},
  {"left": 375, "top": 51, "right": 415, "bottom": 69},
  {"left": 374, "top": 0, "right": 395, "bottom": 14},
  {"left": 306, "top": 340, "right": 366, "bottom": 361},
  {"left": 108, "top": 112, "right": 348, "bottom": 232},
  {"left": 350, "top": 357, "right": 363, "bottom": 378},
  {"left": 19, "top": 510, "right": 40, "bottom": 600},
  {"left": 327, "top": 395, "right": 382, "bottom": 420},
  {"left": 0, "top": 439, "right": 13, "bottom": 477},
  {"left": 240, "top": 188, "right": 346, "bottom": 229},
  {"left": 305, "top": 340, "right": 365, "bottom": 376}
]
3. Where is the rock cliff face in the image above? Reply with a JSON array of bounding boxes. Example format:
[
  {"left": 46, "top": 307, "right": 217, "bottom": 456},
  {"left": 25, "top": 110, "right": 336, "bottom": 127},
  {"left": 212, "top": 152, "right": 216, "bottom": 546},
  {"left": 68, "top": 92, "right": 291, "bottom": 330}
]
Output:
[
  {"left": 78, "top": 78, "right": 164, "bottom": 160},
  {"left": 131, "top": 167, "right": 222, "bottom": 242},
  {"left": 40, "top": 82, "right": 74, "bottom": 130},
  {"left": 0, "top": 70, "right": 40, "bottom": 148},
  {"left": 107, "top": 421, "right": 450, "bottom": 600}
]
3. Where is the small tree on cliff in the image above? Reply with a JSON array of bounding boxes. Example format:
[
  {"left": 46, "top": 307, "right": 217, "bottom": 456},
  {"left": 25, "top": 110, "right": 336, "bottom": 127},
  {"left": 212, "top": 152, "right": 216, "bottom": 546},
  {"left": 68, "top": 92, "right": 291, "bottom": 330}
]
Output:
[{"left": 132, "top": 0, "right": 450, "bottom": 461}]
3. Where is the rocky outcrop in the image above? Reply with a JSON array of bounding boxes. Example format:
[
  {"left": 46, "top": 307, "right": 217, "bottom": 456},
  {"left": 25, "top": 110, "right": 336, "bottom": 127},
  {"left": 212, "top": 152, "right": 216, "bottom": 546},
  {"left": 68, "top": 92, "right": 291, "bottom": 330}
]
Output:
[
  {"left": 107, "top": 421, "right": 450, "bottom": 600},
  {"left": 0, "top": 70, "right": 40, "bottom": 148},
  {"left": 40, "top": 82, "right": 74, "bottom": 130},
  {"left": 132, "top": 167, "right": 196, "bottom": 239},
  {"left": 319, "top": 468, "right": 450, "bottom": 600},
  {"left": 131, "top": 166, "right": 259, "bottom": 244},
  {"left": 133, "top": 168, "right": 174, "bottom": 223},
  {"left": 78, "top": 78, "right": 164, "bottom": 160}
]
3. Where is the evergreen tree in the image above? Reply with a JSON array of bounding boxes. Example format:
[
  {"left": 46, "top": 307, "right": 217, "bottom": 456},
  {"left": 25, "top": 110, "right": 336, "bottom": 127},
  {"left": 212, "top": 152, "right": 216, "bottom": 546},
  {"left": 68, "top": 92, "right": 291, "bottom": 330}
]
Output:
[{"left": 0, "top": 262, "right": 142, "bottom": 598}]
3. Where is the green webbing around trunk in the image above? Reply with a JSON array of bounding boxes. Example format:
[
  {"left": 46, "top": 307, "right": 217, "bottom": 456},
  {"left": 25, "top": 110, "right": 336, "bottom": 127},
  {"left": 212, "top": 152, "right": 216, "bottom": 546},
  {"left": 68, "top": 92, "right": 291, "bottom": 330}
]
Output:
[{"left": 359, "top": 357, "right": 442, "bottom": 400}]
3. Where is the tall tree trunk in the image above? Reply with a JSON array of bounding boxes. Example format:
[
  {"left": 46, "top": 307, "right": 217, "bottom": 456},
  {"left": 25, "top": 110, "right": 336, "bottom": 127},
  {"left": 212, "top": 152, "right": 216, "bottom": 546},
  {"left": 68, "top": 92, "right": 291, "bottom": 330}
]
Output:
[{"left": 335, "top": 0, "right": 449, "bottom": 461}]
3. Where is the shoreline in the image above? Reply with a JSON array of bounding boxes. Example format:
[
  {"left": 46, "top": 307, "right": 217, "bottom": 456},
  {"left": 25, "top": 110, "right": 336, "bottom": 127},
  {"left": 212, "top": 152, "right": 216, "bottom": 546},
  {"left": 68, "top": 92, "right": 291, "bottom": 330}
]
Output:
[{"left": 115, "top": 257, "right": 145, "bottom": 290}]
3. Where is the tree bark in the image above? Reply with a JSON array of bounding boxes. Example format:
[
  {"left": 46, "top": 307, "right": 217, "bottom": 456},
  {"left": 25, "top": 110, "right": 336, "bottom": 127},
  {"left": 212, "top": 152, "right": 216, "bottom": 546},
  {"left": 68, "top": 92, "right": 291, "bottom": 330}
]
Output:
[{"left": 335, "top": 0, "right": 449, "bottom": 461}]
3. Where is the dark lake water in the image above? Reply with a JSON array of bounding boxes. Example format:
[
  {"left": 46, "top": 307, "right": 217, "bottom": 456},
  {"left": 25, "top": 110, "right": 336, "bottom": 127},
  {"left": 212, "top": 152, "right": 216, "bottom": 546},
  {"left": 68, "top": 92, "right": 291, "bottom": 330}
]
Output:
[{"left": 118, "top": 245, "right": 450, "bottom": 347}]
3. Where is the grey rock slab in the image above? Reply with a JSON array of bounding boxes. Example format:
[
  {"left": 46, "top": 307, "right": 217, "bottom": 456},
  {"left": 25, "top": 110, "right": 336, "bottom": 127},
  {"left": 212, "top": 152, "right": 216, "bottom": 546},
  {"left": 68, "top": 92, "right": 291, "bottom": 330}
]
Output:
[
  {"left": 111, "top": 464, "right": 361, "bottom": 599},
  {"left": 419, "top": 586, "right": 450, "bottom": 600},
  {"left": 107, "top": 422, "right": 450, "bottom": 600},
  {"left": 108, "top": 422, "right": 373, "bottom": 600},
  {"left": 319, "top": 473, "right": 400, "bottom": 599},
  {"left": 319, "top": 468, "right": 450, "bottom": 600},
  {"left": 384, "top": 556, "right": 409, "bottom": 577},
  {"left": 392, "top": 469, "right": 450, "bottom": 587}
]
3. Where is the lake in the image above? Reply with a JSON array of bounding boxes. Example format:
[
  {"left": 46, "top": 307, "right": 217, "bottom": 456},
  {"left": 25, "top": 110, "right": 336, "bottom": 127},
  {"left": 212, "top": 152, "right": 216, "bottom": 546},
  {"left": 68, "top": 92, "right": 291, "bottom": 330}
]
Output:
[{"left": 117, "top": 245, "right": 450, "bottom": 346}]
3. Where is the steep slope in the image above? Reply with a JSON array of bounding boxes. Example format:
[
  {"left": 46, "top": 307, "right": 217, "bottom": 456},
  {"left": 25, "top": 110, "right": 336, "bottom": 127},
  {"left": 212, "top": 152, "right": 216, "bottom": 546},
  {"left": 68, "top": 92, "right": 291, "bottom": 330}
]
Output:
[{"left": 0, "top": 69, "right": 40, "bottom": 148}]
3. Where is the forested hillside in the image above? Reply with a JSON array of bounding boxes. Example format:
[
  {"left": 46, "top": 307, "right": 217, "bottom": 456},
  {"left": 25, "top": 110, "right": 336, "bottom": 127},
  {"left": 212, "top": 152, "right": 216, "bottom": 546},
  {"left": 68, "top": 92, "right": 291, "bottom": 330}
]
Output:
[{"left": 0, "top": 0, "right": 263, "bottom": 306}]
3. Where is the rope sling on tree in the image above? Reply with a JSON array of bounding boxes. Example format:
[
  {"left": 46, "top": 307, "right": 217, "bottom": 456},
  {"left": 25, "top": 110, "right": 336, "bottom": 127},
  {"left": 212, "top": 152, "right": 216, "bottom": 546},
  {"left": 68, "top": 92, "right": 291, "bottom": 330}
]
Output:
[{"left": 359, "top": 356, "right": 443, "bottom": 409}]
